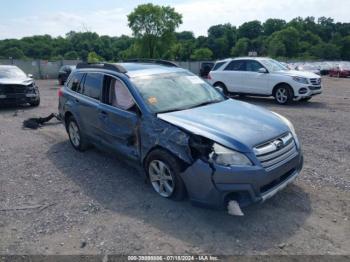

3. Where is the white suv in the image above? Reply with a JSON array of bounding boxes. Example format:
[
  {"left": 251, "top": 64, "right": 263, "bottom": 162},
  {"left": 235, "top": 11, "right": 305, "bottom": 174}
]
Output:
[{"left": 208, "top": 57, "right": 322, "bottom": 104}]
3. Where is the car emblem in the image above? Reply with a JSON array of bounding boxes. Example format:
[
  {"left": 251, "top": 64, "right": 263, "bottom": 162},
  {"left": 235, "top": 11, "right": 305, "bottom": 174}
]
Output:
[{"left": 274, "top": 139, "right": 284, "bottom": 150}]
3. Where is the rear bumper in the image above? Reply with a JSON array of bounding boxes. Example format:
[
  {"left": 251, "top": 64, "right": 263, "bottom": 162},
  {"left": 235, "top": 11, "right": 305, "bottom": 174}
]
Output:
[{"left": 180, "top": 151, "right": 303, "bottom": 209}]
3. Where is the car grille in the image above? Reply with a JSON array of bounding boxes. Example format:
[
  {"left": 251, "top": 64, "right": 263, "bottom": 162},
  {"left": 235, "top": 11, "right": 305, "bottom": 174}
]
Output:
[
  {"left": 310, "top": 78, "right": 321, "bottom": 85},
  {"left": 0, "top": 84, "right": 28, "bottom": 94},
  {"left": 254, "top": 133, "right": 298, "bottom": 172}
]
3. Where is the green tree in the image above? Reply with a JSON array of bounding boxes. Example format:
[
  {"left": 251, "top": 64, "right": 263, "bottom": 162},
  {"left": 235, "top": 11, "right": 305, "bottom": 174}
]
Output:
[
  {"left": 263, "top": 19, "right": 286, "bottom": 35},
  {"left": 310, "top": 43, "right": 340, "bottom": 59},
  {"left": 190, "top": 48, "right": 213, "bottom": 60},
  {"left": 269, "top": 27, "right": 300, "bottom": 57},
  {"left": 238, "top": 20, "right": 262, "bottom": 39},
  {"left": 64, "top": 51, "right": 79, "bottom": 60},
  {"left": 3, "top": 47, "right": 25, "bottom": 59},
  {"left": 340, "top": 36, "right": 350, "bottom": 60},
  {"left": 268, "top": 39, "right": 286, "bottom": 57},
  {"left": 127, "top": 3, "right": 182, "bottom": 58},
  {"left": 231, "top": 38, "right": 250, "bottom": 57},
  {"left": 87, "top": 51, "right": 103, "bottom": 63}
]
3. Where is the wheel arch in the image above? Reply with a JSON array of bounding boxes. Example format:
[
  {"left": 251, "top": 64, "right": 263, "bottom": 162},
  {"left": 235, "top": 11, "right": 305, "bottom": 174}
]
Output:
[
  {"left": 272, "top": 82, "right": 294, "bottom": 97},
  {"left": 142, "top": 146, "right": 190, "bottom": 174},
  {"left": 64, "top": 111, "right": 74, "bottom": 130},
  {"left": 213, "top": 81, "right": 227, "bottom": 88}
]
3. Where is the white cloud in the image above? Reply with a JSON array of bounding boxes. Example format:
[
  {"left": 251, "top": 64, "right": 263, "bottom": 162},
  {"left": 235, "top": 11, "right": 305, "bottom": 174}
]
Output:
[
  {"left": 0, "top": 0, "right": 349, "bottom": 39},
  {"left": 174, "top": 0, "right": 350, "bottom": 36},
  {"left": 0, "top": 8, "right": 132, "bottom": 39}
]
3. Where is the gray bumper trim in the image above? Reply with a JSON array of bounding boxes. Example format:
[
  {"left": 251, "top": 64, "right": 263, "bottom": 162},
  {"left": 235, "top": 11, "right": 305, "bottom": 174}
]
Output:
[{"left": 261, "top": 170, "right": 299, "bottom": 202}]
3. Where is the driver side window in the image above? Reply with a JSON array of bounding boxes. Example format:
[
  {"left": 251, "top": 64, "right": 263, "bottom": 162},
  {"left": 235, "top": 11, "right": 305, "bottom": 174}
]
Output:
[
  {"left": 246, "top": 60, "right": 264, "bottom": 72},
  {"left": 103, "top": 76, "right": 137, "bottom": 112}
]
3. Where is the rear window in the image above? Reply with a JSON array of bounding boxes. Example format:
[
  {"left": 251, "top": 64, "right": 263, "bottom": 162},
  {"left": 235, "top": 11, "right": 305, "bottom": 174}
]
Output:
[
  {"left": 67, "top": 72, "right": 84, "bottom": 93},
  {"left": 83, "top": 73, "right": 103, "bottom": 100},
  {"left": 211, "top": 62, "right": 226, "bottom": 71}
]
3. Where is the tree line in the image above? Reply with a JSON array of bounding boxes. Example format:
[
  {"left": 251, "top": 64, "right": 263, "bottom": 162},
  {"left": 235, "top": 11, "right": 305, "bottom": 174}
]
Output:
[{"left": 0, "top": 3, "right": 349, "bottom": 62}]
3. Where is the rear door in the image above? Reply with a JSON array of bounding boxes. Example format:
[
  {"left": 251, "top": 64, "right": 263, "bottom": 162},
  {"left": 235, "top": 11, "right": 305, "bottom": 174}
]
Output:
[
  {"left": 220, "top": 60, "right": 246, "bottom": 93},
  {"left": 98, "top": 75, "right": 139, "bottom": 160},
  {"left": 243, "top": 60, "right": 270, "bottom": 94},
  {"left": 78, "top": 72, "right": 104, "bottom": 143}
]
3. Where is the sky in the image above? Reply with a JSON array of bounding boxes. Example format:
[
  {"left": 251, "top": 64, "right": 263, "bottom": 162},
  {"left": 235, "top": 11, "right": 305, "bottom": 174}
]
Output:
[{"left": 0, "top": 0, "right": 349, "bottom": 39}]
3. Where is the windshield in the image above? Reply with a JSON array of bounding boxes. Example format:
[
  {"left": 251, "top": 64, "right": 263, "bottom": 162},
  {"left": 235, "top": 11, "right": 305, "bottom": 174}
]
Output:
[
  {"left": 260, "top": 59, "right": 289, "bottom": 72},
  {"left": 0, "top": 67, "right": 27, "bottom": 79},
  {"left": 132, "top": 72, "right": 225, "bottom": 113}
]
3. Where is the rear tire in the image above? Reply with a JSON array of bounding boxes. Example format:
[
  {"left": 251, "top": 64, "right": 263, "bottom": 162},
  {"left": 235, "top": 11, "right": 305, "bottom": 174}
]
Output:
[
  {"left": 274, "top": 84, "right": 293, "bottom": 105},
  {"left": 66, "top": 116, "right": 89, "bottom": 151},
  {"left": 145, "top": 149, "right": 186, "bottom": 201},
  {"left": 214, "top": 82, "right": 229, "bottom": 96}
]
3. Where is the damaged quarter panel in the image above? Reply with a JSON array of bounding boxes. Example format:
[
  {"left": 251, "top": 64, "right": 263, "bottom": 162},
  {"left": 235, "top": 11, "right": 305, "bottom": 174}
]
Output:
[{"left": 140, "top": 115, "right": 193, "bottom": 165}]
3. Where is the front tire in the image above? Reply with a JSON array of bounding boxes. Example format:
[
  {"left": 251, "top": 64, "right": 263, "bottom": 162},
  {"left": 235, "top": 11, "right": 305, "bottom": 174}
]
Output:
[
  {"left": 67, "top": 116, "right": 89, "bottom": 151},
  {"left": 145, "top": 149, "right": 186, "bottom": 201},
  {"left": 274, "top": 85, "right": 293, "bottom": 105}
]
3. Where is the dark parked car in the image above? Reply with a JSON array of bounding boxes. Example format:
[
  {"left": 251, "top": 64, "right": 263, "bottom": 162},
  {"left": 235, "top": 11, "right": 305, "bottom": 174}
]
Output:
[
  {"left": 199, "top": 62, "right": 214, "bottom": 78},
  {"left": 58, "top": 61, "right": 303, "bottom": 212},
  {"left": 0, "top": 65, "right": 40, "bottom": 107},
  {"left": 58, "top": 65, "right": 76, "bottom": 85}
]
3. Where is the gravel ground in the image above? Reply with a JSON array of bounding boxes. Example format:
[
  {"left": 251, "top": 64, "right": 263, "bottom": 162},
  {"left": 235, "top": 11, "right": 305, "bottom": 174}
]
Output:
[{"left": 0, "top": 78, "right": 349, "bottom": 255}]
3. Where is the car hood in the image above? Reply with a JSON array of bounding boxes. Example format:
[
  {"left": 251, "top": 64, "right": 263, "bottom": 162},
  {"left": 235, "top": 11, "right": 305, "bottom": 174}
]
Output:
[
  {"left": 274, "top": 70, "right": 320, "bottom": 78},
  {"left": 0, "top": 77, "right": 33, "bottom": 85},
  {"left": 158, "top": 99, "right": 290, "bottom": 152}
]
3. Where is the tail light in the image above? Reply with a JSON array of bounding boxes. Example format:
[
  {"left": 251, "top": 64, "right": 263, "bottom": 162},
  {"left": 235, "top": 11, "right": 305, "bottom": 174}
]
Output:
[{"left": 58, "top": 87, "right": 63, "bottom": 97}]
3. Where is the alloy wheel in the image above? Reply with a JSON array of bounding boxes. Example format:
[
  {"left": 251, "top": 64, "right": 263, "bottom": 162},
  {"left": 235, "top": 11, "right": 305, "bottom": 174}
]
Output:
[
  {"left": 68, "top": 121, "right": 80, "bottom": 147},
  {"left": 276, "top": 88, "right": 288, "bottom": 104},
  {"left": 148, "top": 160, "right": 175, "bottom": 197}
]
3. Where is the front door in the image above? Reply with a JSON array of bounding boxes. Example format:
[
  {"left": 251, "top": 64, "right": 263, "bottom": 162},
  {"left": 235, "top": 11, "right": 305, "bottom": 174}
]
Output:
[
  {"left": 98, "top": 75, "right": 139, "bottom": 160},
  {"left": 243, "top": 60, "right": 270, "bottom": 94}
]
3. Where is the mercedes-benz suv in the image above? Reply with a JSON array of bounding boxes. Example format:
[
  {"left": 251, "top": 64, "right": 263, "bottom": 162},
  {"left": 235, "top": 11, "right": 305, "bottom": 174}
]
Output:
[{"left": 208, "top": 57, "right": 322, "bottom": 104}]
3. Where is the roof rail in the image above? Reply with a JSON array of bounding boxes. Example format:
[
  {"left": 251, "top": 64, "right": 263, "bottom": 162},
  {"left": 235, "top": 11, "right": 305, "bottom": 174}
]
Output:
[
  {"left": 124, "top": 59, "right": 178, "bottom": 67},
  {"left": 76, "top": 62, "right": 127, "bottom": 74}
]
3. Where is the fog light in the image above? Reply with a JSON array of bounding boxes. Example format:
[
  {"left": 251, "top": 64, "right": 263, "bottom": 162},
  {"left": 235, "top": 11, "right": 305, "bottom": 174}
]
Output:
[{"left": 299, "top": 88, "right": 308, "bottom": 94}]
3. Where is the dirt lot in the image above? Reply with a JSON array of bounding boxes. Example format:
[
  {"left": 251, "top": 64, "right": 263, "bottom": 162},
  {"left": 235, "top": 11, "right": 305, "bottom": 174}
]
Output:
[{"left": 0, "top": 78, "right": 349, "bottom": 255}]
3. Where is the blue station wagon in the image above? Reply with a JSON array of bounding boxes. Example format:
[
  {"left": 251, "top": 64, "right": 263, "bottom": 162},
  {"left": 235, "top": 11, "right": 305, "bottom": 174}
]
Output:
[{"left": 58, "top": 60, "right": 303, "bottom": 213}]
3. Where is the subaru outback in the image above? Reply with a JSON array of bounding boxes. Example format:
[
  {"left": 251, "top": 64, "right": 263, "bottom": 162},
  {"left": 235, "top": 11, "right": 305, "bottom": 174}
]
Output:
[{"left": 58, "top": 60, "right": 303, "bottom": 212}]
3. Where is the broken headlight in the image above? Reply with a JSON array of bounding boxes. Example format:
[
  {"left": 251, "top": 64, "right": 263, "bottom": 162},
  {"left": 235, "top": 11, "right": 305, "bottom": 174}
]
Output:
[{"left": 210, "top": 143, "right": 252, "bottom": 167}]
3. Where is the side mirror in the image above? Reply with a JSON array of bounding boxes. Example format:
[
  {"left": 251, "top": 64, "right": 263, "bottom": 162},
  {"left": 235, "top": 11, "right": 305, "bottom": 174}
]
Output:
[
  {"left": 28, "top": 74, "right": 33, "bottom": 78},
  {"left": 258, "top": 68, "right": 268, "bottom": 74}
]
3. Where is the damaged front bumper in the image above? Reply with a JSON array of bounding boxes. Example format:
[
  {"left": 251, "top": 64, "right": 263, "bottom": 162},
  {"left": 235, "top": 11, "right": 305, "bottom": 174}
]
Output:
[
  {"left": 0, "top": 93, "right": 39, "bottom": 105},
  {"left": 180, "top": 151, "right": 303, "bottom": 209}
]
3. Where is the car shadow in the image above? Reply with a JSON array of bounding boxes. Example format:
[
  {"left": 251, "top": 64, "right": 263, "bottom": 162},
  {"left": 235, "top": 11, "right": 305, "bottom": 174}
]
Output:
[
  {"left": 46, "top": 141, "right": 311, "bottom": 254},
  {"left": 229, "top": 95, "right": 327, "bottom": 109}
]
